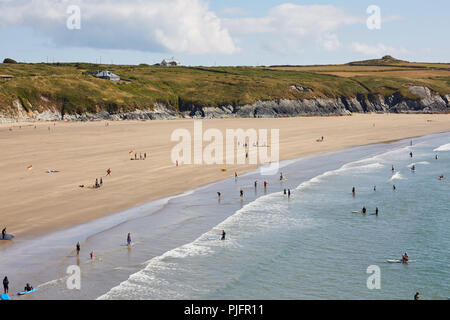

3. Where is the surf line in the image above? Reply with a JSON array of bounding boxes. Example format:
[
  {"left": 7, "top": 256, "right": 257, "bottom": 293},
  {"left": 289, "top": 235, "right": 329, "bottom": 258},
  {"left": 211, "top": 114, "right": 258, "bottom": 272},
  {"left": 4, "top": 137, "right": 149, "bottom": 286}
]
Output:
[{"left": 184, "top": 304, "right": 219, "bottom": 318}]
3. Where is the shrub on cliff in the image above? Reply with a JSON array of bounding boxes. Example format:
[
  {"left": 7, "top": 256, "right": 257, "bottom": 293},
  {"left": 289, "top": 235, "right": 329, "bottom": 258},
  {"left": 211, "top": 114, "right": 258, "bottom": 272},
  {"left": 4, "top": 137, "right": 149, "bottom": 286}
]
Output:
[{"left": 3, "top": 58, "right": 17, "bottom": 64}]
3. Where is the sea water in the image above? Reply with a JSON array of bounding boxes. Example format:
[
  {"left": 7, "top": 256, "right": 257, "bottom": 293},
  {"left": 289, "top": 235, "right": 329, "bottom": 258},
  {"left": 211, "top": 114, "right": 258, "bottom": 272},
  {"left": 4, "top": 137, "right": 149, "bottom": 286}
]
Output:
[
  {"left": 98, "top": 133, "right": 450, "bottom": 300},
  {"left": 2, "top": 133, "right": 449, "bottom": 300}
]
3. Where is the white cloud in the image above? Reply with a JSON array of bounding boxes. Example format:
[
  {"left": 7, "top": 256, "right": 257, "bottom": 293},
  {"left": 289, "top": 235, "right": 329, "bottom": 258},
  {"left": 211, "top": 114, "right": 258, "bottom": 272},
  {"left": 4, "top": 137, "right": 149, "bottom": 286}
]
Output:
[
  {"left": 0, "top": 0, "right": 239, "bottom": 55},
  {"left": 350, "top": 42, "right": 409, "bottom": 58},
  {"left": 223, "top": 4, "right": 361, "bottom": 52}
]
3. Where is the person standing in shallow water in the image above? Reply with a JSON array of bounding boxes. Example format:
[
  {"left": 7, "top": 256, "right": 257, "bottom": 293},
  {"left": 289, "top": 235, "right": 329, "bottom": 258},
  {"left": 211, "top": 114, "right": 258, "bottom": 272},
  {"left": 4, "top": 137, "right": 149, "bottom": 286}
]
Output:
[
  {"left": 76, "top": 242, "right": 80, "bottom": 256},
  {"left": 221, "top": 230, "right": 226, "bottom": 240},
  {"left": 3, "top": 276, "right": 8, "bottom": 294}
]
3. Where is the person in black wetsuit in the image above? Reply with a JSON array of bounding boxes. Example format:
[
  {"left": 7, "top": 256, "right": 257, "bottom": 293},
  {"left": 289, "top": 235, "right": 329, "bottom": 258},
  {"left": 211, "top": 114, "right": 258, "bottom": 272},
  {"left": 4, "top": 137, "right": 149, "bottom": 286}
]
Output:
[
  {"left": 240, "top": 189, "right": 243, "bottom": 197},
  {"left": 221, "top": 230, "right": 226, "bottom": 240},
  {"left": 362, "top": 207, "right": 367, "bottom": 214},
  {"left": 3, "top": 277, "right": 8, "bottom": 294},
  {"left": 375, "top": 207, "right": 379, "bottom": 216},
  {"left": 24, "top": 283, "right": 33, "bottom": 292},
  {"left": 76, "top": 242, "right": 81, "bottom": 256},
  {"left": 1, "top": 228, "right": 6, "bottom": 240}
]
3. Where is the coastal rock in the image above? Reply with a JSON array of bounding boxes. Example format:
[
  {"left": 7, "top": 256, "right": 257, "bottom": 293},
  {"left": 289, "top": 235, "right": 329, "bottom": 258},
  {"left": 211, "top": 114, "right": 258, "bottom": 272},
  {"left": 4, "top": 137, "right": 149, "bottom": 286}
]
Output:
[{"left": 0, "top": 86, "right": 449, "bottom": 123}]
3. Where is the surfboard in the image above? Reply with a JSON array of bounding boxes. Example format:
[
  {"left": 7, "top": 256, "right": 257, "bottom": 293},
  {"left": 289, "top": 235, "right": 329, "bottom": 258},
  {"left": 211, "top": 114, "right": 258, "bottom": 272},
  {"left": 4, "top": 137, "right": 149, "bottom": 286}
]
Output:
[
  {"left": 17, "top": 288, "right": 38, "bottom": 296},
  {"left": 387, "top": 259, "right": 416, "bottom": 264},
  {"left": 352, "top": 211, "right": 359, "bottom": 213},
  {"left": 1, "top": 294, "right": 10, "bottom": 300},
  {"left": 200, "top": 237, "right": 220, "bottom": 241},
  {"left": 0, "top": 234, "right": 14, "bottom": 240}
]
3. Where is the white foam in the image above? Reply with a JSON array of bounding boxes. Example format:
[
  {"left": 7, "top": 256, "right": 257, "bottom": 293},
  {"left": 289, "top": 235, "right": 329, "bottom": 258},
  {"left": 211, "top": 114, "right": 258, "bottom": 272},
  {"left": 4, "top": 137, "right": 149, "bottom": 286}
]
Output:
[
  {"left": 434, "top": 143, "right": 450, "bottom": 151},
  {"left": 389, "top": 172, "right": 407, "bottom": 181}
]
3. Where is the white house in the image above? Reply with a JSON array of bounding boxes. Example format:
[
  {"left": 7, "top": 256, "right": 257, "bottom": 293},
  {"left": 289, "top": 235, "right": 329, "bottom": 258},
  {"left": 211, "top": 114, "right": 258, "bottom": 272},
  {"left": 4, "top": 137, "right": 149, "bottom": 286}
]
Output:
[
  {"left": 160, "top": 58, "right": 180, "bottom": 66},
  {"left": 95, "top": 70, "right": 120, "bottom": 81}
]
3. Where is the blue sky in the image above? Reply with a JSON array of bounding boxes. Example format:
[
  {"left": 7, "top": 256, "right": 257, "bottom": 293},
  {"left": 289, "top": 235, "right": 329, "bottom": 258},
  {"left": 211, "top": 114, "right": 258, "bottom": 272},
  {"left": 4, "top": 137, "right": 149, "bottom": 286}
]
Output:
[{"left": 0, "top": 0, "right": 448, "bottom": 66}]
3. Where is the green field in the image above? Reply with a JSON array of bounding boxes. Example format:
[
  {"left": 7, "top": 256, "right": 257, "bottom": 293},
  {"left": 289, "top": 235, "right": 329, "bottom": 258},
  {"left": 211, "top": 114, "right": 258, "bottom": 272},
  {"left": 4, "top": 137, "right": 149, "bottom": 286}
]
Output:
[{"left": 1, "top": 56, "right": 449, "bottom": 116}]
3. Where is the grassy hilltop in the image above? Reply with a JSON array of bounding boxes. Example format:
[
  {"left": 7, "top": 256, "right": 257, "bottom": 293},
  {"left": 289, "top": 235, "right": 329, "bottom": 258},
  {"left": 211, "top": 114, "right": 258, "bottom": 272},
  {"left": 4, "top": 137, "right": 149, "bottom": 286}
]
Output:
[{"left": 0, "top": 56, "right": 449, "bottom": 116}]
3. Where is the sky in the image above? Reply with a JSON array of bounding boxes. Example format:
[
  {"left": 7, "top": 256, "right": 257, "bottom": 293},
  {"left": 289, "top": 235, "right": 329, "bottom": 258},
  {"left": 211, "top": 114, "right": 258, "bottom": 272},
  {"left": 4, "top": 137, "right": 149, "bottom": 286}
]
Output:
[{"left": 0, "top": 0, "right": 448, "bottom": 66}]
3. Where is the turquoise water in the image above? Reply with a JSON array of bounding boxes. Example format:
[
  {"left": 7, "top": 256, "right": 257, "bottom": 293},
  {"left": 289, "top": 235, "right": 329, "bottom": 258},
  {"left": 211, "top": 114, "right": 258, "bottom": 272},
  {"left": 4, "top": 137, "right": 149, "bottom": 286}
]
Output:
[{"left": 99, "top": 133, "right": 450, "bottom": 300}]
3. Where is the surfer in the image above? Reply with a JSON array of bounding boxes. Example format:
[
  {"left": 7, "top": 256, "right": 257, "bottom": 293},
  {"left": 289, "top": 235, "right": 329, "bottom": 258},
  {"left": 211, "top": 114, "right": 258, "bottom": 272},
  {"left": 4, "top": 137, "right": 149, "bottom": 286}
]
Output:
[
  {"left": 393, "top": 185, "right": 396, "bottom": 191},
  {"left": 410, "top": 152, "right": 413, "bottom": 158},
  {"left": 254, "top": 180, "right": 257, "bottom": 188},
  {"left": 392, "top": 165, "right": 395, "bottom": 172},
  {"left": 288, "top": 189, "right": 291, "bottom": 198},
  {"left": 24, "top": 283, "right": 33, "bottom": 292},
  {"left": 283, "top": 189, "right": 287, "bottom": 195},
  {"left": 1, "top": 228, "right": 5, "bottom": 240},
  {"left": 2, "top": 277, "right": 8, "bottom": 294},
  {"left": 352, "top": 186, "right": 355, "bottom": 196},
  {"left": 402, "top": 252, "right": 409, "bottom": 263},
  {"left": 76, "top": 242, "right": 80, "bottom": 256},
  {"left": 240, "top": 189, "right": 244, "bottom": 197},
  {"left": 127, "top": 233, "right": 132, "bottom": 247},
  {"left": 373, "top": 185, "right": 377, "bottom": 191},
  {"left": 90, "top": 251, "right": 94, "bottom": 260},
  {"left": 221, "top": 230, "right": 226, "bottom": 240},
  {"left": 414, "top": 292, "right": 421, "bottom": 300},
  {"left": 438, "top": 175, "right": 444, "bottom": 180},
  {"left": 375, "top": 207, "right": 379, "bottom": 216},
  {"left": 435, "top": 154, "right": 438, "bottom": 160},
  {"left": 411, "top": 165, "right": 415, "bottom": 171},
  {"left": 362, "top": 206, "right": 367, "bottom": 214},
  {"left": 280, "top": 172, "right": 283, "bottom": 181}
]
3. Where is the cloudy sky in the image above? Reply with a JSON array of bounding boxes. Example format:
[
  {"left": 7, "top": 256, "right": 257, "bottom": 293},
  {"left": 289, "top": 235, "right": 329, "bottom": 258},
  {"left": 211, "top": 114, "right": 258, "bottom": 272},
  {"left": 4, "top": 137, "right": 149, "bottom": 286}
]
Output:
[{"left": 0, "top": 0, "right": 448, "bottom": 66}]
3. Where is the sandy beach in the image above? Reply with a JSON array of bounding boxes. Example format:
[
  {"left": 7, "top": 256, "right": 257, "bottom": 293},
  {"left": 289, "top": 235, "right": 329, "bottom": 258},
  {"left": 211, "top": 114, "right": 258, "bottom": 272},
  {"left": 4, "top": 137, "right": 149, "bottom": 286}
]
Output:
[{"left": 1, "top": 113, "right": 449, "bottom": 240}]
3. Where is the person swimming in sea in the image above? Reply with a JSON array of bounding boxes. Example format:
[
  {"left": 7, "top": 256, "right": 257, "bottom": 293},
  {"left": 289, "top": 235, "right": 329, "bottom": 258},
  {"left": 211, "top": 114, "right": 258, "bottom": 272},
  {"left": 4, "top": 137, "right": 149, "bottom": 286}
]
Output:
[{"left": 402, "top": 252, "right": 409, "bottom": 263}]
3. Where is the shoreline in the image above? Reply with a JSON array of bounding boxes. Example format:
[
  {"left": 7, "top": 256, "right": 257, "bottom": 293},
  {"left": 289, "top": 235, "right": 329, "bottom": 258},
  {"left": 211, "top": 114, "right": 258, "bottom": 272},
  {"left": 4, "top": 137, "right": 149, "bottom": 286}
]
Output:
[
  {"left": 1, "top": 130, "right": 449, "bottom": 300},
  {"left": 0, "top": 114, "right": 449, "bottom": 242}
]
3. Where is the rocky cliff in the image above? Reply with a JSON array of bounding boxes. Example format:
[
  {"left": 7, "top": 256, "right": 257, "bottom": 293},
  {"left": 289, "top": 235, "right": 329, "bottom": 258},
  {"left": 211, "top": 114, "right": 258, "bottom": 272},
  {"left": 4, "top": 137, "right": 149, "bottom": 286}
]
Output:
[{"left": 1, "top": 86, "right": 449, "bottom": 123}]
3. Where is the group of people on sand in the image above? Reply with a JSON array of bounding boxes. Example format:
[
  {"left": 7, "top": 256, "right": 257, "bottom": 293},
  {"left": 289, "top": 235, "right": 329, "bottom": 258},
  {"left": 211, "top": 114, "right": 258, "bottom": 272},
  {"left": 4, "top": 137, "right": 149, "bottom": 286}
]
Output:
[{"left": 131, "top": 152, "right": 147, "bottom": 161}]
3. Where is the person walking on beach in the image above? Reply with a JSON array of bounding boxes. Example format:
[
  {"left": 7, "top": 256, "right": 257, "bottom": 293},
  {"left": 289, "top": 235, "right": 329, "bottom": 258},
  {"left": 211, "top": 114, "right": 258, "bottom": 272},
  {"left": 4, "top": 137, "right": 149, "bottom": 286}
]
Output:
[
  {"left": 3, "top": 276, "right": 8, "bottom": 294},
  {"left": 76, "top": 242, "right": 81, "bottom": 256},
  {"left": 127, "top": 233, "right": 132, "bottom": 247}
]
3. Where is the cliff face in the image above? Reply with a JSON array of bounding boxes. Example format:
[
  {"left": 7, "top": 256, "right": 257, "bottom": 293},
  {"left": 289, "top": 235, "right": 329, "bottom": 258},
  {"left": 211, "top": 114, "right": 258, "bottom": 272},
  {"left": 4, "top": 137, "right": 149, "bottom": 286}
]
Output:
[{"left": 1, "top": 86, "right": 449, "bottom": 123}]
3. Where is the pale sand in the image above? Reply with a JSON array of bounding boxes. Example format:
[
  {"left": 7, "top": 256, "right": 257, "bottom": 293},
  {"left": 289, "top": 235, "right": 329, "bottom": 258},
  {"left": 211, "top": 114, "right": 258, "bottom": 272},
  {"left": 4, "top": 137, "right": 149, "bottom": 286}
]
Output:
[{"left": 1, "top": 114, "right": 449, "bottom": 239}]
